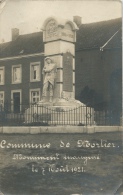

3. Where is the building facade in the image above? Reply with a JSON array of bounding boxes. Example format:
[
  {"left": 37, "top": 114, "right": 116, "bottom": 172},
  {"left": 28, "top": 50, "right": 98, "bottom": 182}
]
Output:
[
  {"left": 0, "top": 17, "right": 122, "bottom": 123},
  {"left": 75, "top": 18, "right": 122, "bottom": 112}
]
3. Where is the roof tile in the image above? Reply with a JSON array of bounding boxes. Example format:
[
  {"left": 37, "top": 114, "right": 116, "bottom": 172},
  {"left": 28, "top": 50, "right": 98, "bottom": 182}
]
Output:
[
  {"left": 76, "top": 18, "right": 122, "bottom": 50},
  {"left": 0, "top": 18, "right": 122, "bottom": 58},
  {"left": 0, "top": 31, "right": 44, "bottom": 58}
]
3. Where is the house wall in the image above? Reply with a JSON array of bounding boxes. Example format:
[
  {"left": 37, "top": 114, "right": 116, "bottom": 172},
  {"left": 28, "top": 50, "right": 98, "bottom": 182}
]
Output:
[
  {"left": 102, "top": 49, "right": 122, "bottom": 112},
  {"left": 75, "top": 48, "right": 122, "bottom": 111},
  {"left": 75, "top": 49, "right": 103, "bottom": 106},
  {"left": 0, "top": 55, "right": 44, "bottom": 106}
]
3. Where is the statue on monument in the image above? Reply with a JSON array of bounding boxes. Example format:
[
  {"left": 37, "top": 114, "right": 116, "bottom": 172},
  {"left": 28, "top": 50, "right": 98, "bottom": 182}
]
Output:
[{"left": 41, "top": 57, "right": 57, "bottom": 103}]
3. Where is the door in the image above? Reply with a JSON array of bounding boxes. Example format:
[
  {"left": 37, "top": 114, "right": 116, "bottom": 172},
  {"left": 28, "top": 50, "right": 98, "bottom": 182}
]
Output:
[{"left": 13, "top": 92, "right": 20, "bottom": 113}]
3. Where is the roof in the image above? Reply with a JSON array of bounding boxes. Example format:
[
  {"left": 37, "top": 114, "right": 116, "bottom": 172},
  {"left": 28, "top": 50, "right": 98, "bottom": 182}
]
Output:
[
  {"left": 0, "top": 41, "right": 11, "bottom": 52},
  {"left": 0, "top": 18, "right": 122, "bottom": 58},
  {"left": 76, "top": 17, "right": 122, "bottom": 50},
  {"left": 0, "top": 31, "right": 44, "bottom": 58},
  {"left": 101, "top": 29, "right": 122, "bottom": 49}
]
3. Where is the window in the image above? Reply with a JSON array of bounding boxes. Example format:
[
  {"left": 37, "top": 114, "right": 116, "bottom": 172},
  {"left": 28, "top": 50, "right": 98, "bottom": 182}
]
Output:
[
  {"left": 12, "top": 65, "right": 22, "bottom": 84},
  {"left": 30, "top": 62, "right": 40, "bottom": 82},
  {"left": 0, "top": 67, "right": 5, "bottom": 85},
  {"left": 30, "top": 89, "right": 40, "bottom": 104},
  {"left": 0, "top": 91, "right": 4, "bottom": 108}
]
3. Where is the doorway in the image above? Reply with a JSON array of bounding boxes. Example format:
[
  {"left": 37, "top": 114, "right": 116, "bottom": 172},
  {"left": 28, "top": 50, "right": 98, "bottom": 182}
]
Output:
[
  {"left": 11, "top": 90, "right": 21, "bottom": 113},
  {"left": 13, "top": 92, "right": 20, "bottom": 113}
]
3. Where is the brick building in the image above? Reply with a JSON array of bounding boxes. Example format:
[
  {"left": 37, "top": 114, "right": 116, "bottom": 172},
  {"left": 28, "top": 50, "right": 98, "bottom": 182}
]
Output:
[
  {"left": 75, "top": 18, "right": 122, "bottom": 111},
  {"left": 0, "top": 18, "right": 122, "bottom": 121},
  {"left": 0, "top": 31, "right": 44, "bottom": 112}
]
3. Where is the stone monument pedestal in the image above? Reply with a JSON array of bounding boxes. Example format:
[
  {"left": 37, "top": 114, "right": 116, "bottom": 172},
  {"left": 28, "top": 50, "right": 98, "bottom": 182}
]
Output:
[{"left": 25, "top": 99, "right": 94, "bottom": 126}]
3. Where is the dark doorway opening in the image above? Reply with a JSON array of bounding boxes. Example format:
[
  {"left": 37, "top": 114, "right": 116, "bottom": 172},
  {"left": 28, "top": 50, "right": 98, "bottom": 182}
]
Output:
[{"left": 13, "top": 92, "right": 20, "bottom": 113}]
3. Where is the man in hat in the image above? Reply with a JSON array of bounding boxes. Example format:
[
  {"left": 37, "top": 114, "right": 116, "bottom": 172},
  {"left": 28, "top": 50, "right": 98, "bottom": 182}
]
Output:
[{"left": 41, "top": 57, "right": 57, "bottom": 102}]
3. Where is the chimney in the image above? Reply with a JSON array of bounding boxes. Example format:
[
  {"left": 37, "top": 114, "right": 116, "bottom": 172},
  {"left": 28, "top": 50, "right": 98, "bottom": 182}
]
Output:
[
  {"left": 73, "top": 16, "right": 82, "bottom": 27},
  {"left": 11, "top": 28, "right": 19, "bottom": 41}
]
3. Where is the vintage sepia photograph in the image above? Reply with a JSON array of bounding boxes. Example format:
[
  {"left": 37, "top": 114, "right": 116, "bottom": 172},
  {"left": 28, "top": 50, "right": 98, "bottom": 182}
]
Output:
[{"left": 0, "top": 0, "right": 122, "bottom": 194}]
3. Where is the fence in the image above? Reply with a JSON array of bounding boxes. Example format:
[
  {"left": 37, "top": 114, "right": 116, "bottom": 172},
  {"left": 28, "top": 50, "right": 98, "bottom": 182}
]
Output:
[{"left": 0, "top": 103, "right": 121, "bottom": 126}]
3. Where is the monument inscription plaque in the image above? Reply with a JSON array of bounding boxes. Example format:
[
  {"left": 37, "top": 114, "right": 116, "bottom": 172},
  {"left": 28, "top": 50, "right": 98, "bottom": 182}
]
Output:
[{"left": 63, "top": 52, "right": 73, "bottom": 92}]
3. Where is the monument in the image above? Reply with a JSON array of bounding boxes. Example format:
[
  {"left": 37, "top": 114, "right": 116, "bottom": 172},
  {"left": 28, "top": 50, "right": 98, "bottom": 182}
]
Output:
[
  {"left": 39, "top": 17, "right": 80, "bottom": 105},
  {"left": 25, "top": 17, "right": 94, "bottom": 125},
  {"left": 41, "top": 57, "right": 57, "bottom": 103}
]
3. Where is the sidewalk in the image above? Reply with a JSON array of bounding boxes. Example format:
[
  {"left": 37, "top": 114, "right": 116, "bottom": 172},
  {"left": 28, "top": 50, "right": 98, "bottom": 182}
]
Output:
[{"left": 0, "top": 126, "right": 122, "bottom": 134}]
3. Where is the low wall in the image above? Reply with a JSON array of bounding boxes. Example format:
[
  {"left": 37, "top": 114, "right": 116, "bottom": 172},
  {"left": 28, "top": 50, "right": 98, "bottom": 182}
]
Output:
[{"left": 0, "top": 126, "right": 122, "bottom": 134}]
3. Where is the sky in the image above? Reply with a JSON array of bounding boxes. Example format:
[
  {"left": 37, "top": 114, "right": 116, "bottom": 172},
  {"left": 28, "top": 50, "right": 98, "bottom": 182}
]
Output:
[{"left": 0, "top": 0, "right": 122, "bottom": 43}]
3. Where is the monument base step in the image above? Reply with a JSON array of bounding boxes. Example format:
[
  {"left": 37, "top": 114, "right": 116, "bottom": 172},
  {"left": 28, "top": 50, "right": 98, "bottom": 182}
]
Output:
[{"left": 38, "top": 99, "right": 85, "bottom": 107}]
